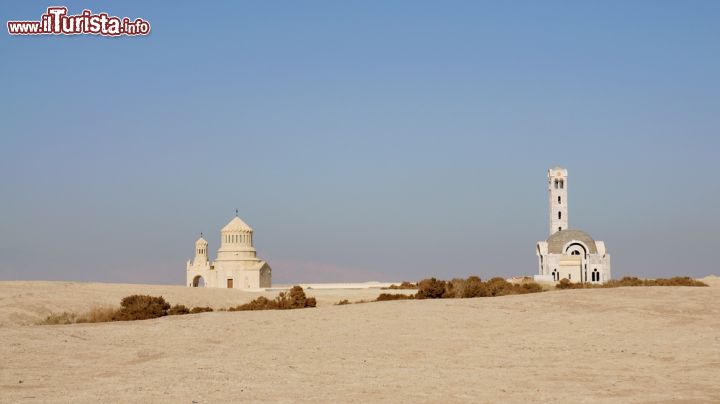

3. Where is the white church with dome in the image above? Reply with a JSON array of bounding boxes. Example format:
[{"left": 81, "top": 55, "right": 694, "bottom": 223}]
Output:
[
  {"left": 535, "top": 167, "right": 611, "bottom": 284},
  {"left": 186, "top": 214, "right": 272, "bottom": 289}
]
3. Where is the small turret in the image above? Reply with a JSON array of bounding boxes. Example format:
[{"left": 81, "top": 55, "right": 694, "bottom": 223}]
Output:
[{"left": 193, "top": 233, "right": 209, "bottom": 266}]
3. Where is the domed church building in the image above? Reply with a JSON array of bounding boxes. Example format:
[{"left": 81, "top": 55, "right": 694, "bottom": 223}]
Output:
[
  {"left": 535, "top": 167, "right": 611, "bottom": 284},
  {"left": 186, "top": 214, "right": 272, "bottom": 289}
]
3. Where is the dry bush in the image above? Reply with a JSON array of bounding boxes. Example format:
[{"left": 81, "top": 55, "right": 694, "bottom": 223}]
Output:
[
  {"left": 38, "top": 296, "right": 218, "bottom": 325},
  {"left": 38, "top": 312, "right": 77, "bottom": 325},
  {"left": 229, "top": 286, "right": 316, "bottom": 311},
  {"left": 76, "top": 306, "right": 118, "bottom": 323},
  {"left": 416, "top": 278, "right": 447, "bottom": 299},
  {"left": 112, "top": 295, "right": 170, "bottom": 321},
  {"left": 287, "top": 285, "right": 308, "bottom": 308},
  {"left": 379, "top": 276, "right": 543, "bottom": 302},
  {"left": 384, "top": 281, "right": 417, "bottom": 290},
  {"left": 615, "top": 276, "right": 708, "bottom": 287},
  {"left": 229, "top": 296, "right": 273, "bottom": 311},
  {"left": 517, "top": 281, "right": 544, "bottom": 294},
  {"left": 168, "top": 304, "right": 190, "bottom": 315},
  {"left": 556, "top": 275, "right": 708, "bottom": 290},
  {"left": 606, "top": 277, "right": 644, "bottom": 287},
  {"left": 651, "top": 276, "right": 707, "bottom": 286},
  {"left": 484, "top": 277, "right": 514, "bottom": 296},
  {"left": 462, "top": 276, "right": 488, "bottom": 298},
  {"left": 375, "top": 293, "right": 414, "bottom": 301},
  {"left": 335, "top": 299, "right": 351, "bottom": 305},
  {"left": 443, "top": 278, "right": 465, "bottom": 298}
]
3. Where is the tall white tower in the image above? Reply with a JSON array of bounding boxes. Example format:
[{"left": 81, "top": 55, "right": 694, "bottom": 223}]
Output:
[{"left": 548, "top": 166, "right": 568, "bottom": 235}]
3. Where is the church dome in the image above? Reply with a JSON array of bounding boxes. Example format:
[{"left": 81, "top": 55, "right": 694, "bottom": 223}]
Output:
[
  {"left": 221, "top": 216, "right": 253, "bottom": 232},
  {"left": 195, "top": 236, "right": 208, "bottom": 245},
  {"left": 547, "top": 229, "right": 597, "bottom": 254}
]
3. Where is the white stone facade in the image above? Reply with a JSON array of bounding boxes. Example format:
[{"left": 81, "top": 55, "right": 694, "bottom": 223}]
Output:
[
  {"left": 535, "top": 167, "right": 611, "bottom": 284},
  {"left": 187, "top": 215, "right": 272, "bottom": 290}
]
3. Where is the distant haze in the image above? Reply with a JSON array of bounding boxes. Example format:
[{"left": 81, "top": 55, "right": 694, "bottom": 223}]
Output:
[{"left": 1, "top": 1, "right": 719, "bottom": 284}]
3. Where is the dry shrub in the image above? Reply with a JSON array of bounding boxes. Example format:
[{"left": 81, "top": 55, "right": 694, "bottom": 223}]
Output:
[
  {"left": 462, "top": 276, "right": 487, "bottom": 298},
  {"left": 408, "top": 276, "right": 543, "bottom": 300},
  {"left": 517, "top": 281, "right": 544, "bottom": 294},
  {"left": 384, "top": 281, "right": 417, "bottom": 290},
  {"left": 443, "top": 278, "right": 465, "bottom": 298},
  {"left": 38, "top": 312, "right": 76, "bottom": 325},
  {"left": 557, "top": 276, "right": 708, "bottom": 290},
  {"left": 335, "top": 299, "right": 351, "bottom": 305},
  {"left": 555, "top": 279, "right": 601, "bottom": 289},
  {"left": 229, "top": 286, "right": 316, "bottom": 311},
  {"left": 76, "top": 306, "right": 118, "bottom": 323},
  {"left": 416, "top": 278, "right": 447, "bottom": 299},
  {"left": 37, "top": 296, "right": 218, "bottom": 325},
  {"left": 484, "top": 277, "right": 543, "bottom": 296},
  {"left": 650, "top": 276, "right": 707, "bottom": 286},
  {"left": 229, "top": 296, "right": 273, "bottom": 311},
  {"left": 607, "top": 277, "right": 644, "bottom": 287},
  {"left": 375, "top": 293, "right": 414, "bottom": 301},
  {"left": 112, "top": 295, "right": 170, "bottom": 321},
  {"left": 485, "top": 277, "right": 514, "bottom": 296},
  {"left": 168, "top": 304, "right": 190, "bottom": 315}
]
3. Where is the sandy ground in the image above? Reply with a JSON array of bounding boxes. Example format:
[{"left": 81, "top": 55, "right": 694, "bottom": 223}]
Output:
[{"left": 1, "top": 278, "right": 719, "bottom": 402}]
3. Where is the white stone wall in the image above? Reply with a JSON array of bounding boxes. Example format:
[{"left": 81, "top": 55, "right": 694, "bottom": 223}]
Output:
[{"left": 536, "top": 252, "right": 610, "bottom": 284}]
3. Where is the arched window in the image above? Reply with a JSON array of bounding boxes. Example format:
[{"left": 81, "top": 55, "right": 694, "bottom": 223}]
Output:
[
  {"left": 558, "top": 196, "right": 561, "bottom": 204},
  {"left": 558, "top": 211, "right": 562, "bottom": 219},
  {"left": 558, "top": 226, "right": 562, "bottom": 231},
  {"left": 560, "top": 180, "right": 564, "bottom": 189},
  {"left": 571, "top": 250, "right": 580, "bottom": 255}
]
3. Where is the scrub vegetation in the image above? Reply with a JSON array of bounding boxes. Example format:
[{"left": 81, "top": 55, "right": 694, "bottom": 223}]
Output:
[
  {"left": 227, "top": 286, "right": 317, "bottom": 311},
  {"left": 556, "top": 276, "right": 708, "bottom": 289},
  {"left": 373, "top": 276, "right": 543, "bottom": 302}
]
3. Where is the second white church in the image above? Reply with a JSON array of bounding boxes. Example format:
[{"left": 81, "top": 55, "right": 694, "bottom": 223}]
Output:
[{"left": 187, "top": 215, "right": 272, "bottom": 290}]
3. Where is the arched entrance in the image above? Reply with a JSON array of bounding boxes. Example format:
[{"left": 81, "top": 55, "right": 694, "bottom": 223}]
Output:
[{"left": 192, "top": 275, "right": 205, "bottom": 287}]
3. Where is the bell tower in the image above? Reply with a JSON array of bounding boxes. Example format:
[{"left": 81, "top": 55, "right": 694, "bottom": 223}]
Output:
[
  {"left": 193, "top": 234, "right": 209, "bottom": 266},
  {"left": 548, "top": 167, "right": 568, "bottom": 235}
]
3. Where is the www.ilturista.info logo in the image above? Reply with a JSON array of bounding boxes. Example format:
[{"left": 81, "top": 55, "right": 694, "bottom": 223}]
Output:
[{"left": 7, "top": 7, "right": 150, "bottom": 36}]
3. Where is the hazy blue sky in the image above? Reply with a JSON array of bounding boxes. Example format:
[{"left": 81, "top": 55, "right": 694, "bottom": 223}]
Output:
[{"left": 1, "top": 1, "right": 719, "bottom": 284}]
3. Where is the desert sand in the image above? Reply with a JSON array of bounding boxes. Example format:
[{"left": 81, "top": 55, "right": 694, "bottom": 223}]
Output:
[{"left": 1, "top": 278, "right": 719, "bottom": 402}]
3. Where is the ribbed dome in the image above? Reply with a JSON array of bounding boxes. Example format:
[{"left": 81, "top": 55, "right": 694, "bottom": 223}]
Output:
[
  {"left": 547, "top": 229, "right": 597, "bottom": 254},
  {"left": 221, "top": 216, "right": 253, "bottom": 232}
]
